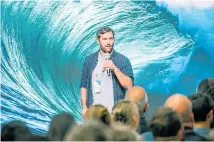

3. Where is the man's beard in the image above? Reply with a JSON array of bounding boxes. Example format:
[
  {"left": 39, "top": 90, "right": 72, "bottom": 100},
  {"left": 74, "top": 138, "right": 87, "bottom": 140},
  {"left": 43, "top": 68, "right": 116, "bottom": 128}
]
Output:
[{"left": 100, "top": 45, "right": 114, "bottom": 53}]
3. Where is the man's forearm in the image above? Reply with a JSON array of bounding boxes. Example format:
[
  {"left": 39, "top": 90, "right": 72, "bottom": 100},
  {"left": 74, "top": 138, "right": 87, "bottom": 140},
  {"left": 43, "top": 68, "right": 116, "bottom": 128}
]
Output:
[
  {"left": 80, "top": 88, "right": 87, "bottom": 109},
  {"left": 113, "top": 67, "right": 133, "bottom": 89}
]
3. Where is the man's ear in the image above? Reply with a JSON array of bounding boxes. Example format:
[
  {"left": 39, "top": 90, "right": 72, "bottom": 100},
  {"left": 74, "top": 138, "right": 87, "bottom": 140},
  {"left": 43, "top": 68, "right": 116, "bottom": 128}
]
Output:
[
  {"left": 207, "top": 109, "right": 213, "bottom": 123},
  {"left": 96, "top": 39, "right": 100, "bottom": 44},
  {"left": 132, "top": 114, "right": 139, "bottom": 130},
  {"left": 190, "top": 112, "right": 195, "bottom": 124},
  {"left": 143, "top": 103, "right": 149, "bottom": 113}
]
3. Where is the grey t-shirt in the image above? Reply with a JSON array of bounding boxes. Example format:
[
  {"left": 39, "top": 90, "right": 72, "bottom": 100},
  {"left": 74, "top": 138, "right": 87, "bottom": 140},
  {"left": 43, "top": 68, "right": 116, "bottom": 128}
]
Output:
[{"left": 92, "top": 52, "right": 114, "bottom": 112}]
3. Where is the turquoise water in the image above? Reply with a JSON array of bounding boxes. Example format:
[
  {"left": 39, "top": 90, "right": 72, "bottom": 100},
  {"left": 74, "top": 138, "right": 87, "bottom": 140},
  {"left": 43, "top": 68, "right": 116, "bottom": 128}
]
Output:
[{"left": 1, "top": 1, "right": 214, "bottom": 134}]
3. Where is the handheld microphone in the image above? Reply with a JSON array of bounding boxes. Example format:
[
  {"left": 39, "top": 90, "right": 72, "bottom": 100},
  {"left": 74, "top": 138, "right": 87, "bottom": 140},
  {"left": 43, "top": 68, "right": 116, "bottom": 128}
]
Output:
[{"left": 104, "top": 53, "right": 111, "bottom": 76}]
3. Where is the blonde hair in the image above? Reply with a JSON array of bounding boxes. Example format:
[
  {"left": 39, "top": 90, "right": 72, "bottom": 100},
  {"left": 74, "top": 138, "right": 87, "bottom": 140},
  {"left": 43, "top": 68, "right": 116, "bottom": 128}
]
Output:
[
  {"left": 112, "top": 100, "right": 139, "bottom": 129},
  {"left": 110, "top": 123, "right": 141, "bottom": 141},
  {"left": 84, "top": 105, "right": 111, "bottom": 126}
]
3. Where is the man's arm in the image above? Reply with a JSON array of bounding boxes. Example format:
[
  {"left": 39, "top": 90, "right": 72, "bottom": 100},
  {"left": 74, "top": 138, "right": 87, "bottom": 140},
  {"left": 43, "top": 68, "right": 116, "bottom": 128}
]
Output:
[
  {"left": 103, "top": 59, "right": 133, "bottom": 89},
  {"left": 80, "top": 57, "right": 89, "bottom": 115},
  {"left": 113, "top": 67, "right": 133, "bottom": 89},
  {"left": 80, "top": 87, "right": 87, "bottom": 109}
]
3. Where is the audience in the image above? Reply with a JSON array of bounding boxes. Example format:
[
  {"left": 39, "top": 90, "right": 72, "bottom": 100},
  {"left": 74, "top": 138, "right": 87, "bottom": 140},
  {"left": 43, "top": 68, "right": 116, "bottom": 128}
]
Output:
[
  {"left": 47, "top": 112, "right": 76, "bottom": 141},
  {"left": 1, "top": 120, "right": 32, "bottom": 141},
  {"left": 197, "top": 78, "right": 214, "bottom": 99},
  {"left": 111, "top": 100, "right": 139, "bottom": 131},
  {"left": 27, "top": 135, "right": 49, "bottom": 141},
  {"left": 125, "top": 86, "right": 149, "bottom": 134},
  {"left": 64, "top": 120, "right": 110, "bottom": 141},
  {"left": 164, "top": 94, "right": 208, "bottom": 141},
  {"left": 189, "top": 93, "right": 214, "bottom": 138},
  {"left": 149, "top": 107, "right": 183, "bottom": 141},
  {"left": 208, "top": 129, "right": 214, "bottom": 140},
  {"left": 84, "top": 104, "right": 111, "bottom": 126},
  {"left": 197, "top": 78, "right": 214, "bottom": 128},
  {"left": 110, "top": 123, "right": 141, "bottom": 141},
  {"left": 3, "top": 78, "right": 214, "bottom": 141}
]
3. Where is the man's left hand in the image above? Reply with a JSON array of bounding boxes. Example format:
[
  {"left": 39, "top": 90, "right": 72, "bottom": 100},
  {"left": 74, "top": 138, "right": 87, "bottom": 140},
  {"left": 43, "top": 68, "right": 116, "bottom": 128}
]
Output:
[{"left": 103, "top": 60, "right": 116, "bottom": 71}]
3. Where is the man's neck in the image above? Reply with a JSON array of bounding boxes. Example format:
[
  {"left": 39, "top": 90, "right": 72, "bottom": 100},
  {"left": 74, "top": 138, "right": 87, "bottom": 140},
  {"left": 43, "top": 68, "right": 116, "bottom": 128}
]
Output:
[
  {"left": 194, "top": 121, "right": 210, "bottom": 129},
  {"left": 100, "top": 50, "right": 113, "bottom": 57},
  {"left": 183, "top": 122, "right": 194, "bottom": 130}
]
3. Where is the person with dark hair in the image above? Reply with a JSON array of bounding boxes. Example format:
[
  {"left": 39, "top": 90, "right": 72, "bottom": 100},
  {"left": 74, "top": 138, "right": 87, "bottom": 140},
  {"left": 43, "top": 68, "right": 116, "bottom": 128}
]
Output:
[
  {"left": 189, "top": 93, "right": 214, "bottom": 138},
  {"left": 197, "top": 78, "right": 214, "bottom": 99},
  {"left": 47, "top": 112, "right": 76, "bottom": 141},
  {"left": 64, "top": 120, "right": 110, "bottom": 141},
  {"left": 80, "top": 26, "right": 134, "bottom": 116},
  {"left": 27, "top": 135, "right": 49, "bottom": 141},
  {"left": 197, "top": 78, "right": 214, "bottom": 128},
  {"left": 1, "top": 120, "right": 32, "bottom": 141},
  {"left": 149, "top": 107, "right": 183, "bottom": 141},
  {"left": 84, "top": 104, "right": 111, "bottom": 126}
]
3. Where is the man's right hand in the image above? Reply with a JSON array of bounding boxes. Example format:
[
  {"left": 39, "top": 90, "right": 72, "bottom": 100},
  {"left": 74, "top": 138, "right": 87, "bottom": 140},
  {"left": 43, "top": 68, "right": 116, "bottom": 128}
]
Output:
[{"left": 82, "top": 107, "right": 88, "bottom": 117}]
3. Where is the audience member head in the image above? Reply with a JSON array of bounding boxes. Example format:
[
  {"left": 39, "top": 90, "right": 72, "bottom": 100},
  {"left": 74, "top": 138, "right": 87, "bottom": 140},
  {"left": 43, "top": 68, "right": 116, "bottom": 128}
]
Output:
[
  {"left": 1, "top": 120, "right": 32, "bottom": 141},
  {"left": 149, "top": 107, "right": 183, "bottom": 141},
  {"left": 27, "top": 135, "right": 49, "bottom": 141},
  {"left": 112, "top": 100, "right": 139, "bottom": 130},
  {"left": 197, "top": 78, "right": 214, "bottom": 100},
  {"left": 189, "top": 93, "right": 213, "bottom": 124},
  {"left": 208, "top": 129, "right": 214, "bottom": 140},
  {"left": 110, "top": 123, "right": 141, "bottom": 141},
  {"left": 164, "top": 94, "right": 194, "bottom": 128},
  {"left": 64, "top": 120, "right": 110, "bottom": 141},
  {"left": 125, "top": 86, "right": 149, "bottom": 113},
  {"left": 47, "top": 112, "right": 76, "bottom": 141},
  {"left": 84, "top": 104, "right": 111, "bottom": 126}
]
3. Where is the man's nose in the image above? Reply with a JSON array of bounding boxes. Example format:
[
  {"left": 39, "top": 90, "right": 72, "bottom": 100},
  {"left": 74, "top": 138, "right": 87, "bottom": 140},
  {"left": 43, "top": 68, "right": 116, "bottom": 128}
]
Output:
[{"left": 106, "top": 39, "right": 111, "bottom": 44}]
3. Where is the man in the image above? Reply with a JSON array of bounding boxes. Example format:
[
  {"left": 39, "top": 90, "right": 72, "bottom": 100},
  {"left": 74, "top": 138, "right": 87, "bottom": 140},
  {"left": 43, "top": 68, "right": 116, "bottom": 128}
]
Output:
[
  {"left": 189, "top": 93, "right": 214, "bottom": 138},
  {"left": 64, "top": 120, "right": 109, "bottom": 141},
  {"left": 149, "top": 107, "right": 183, "bottom": 141},
  {"left": 164, "top": 94, "right": 207, "bottom": 141},
  {"left": 80, "top": 26, "right": 134, "bottom": 116},
  {"left": 125, "top": 86, "right": 149, "bottom": 134},
  {"left": 196, "top": 78, "right": 214, "bottom": 128},
  {"left": 196, "top": 78, "right": 214, "bottom": 98}
]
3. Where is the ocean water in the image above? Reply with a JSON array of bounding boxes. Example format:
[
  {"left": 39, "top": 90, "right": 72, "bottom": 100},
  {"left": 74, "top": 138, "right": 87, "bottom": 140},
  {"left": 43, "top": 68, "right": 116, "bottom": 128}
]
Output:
[{"left": 1, "top": 0, "right": 214, "bottom": 134}]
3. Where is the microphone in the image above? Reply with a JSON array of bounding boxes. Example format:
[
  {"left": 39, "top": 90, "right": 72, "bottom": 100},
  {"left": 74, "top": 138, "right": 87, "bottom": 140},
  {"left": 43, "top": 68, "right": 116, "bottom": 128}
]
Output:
[{"left": 104, "top": 53, "right": 111, "bottom": 76}]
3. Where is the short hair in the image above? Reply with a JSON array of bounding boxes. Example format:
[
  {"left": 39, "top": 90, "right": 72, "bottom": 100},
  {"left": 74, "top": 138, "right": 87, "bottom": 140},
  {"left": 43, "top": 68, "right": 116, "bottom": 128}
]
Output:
[
  {"left": 96, "top": 26, "right": 115, "bottom": 39},
  {"left": 84, "top": 104, "right": 111, "bottom": 126},
  {"left": 26, "top": 135, "right": 49, "bottom": 141},
  {"left": 188, "top": 93, "right": 214, "bottom": 122},
  {"left": 1, "top": 120, "right": 32, "bottom": 141},
  {"left": 47, "top": 112, "right": 76, "bottom": 141},
  {"left": 112, "top": 100, "right": 139, "bottom": 128},
  {"left": 197, "top": 78, "right": 214, "bottom": 100},
  {"left": 149, "top": 107, "right": 182, "bottom": 138},
  {"left": 64, "top": 120, "right": 109, "bottom": 141}
]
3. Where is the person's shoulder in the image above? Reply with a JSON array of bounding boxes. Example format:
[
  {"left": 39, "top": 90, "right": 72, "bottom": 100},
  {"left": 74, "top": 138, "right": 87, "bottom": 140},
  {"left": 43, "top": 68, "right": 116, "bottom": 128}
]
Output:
[
  {"left": 114, "top": 51, "right": 130, "bottom": 61},
  {"left": 184, "top": 131, "right": 208, "bottom": 141},
  {"left": 85, "top": 51, "right": 99, "bottom": 60}
]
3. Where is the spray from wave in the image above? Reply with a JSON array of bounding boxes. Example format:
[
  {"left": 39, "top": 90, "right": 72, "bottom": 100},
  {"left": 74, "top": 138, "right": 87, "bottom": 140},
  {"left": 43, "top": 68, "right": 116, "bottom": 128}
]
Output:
[{"left": 157, "top": 0, "right": 214, "bottom": 62}]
